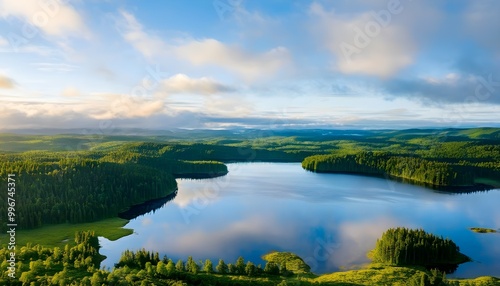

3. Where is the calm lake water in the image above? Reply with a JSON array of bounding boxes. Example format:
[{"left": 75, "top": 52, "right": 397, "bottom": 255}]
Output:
[{"left": 100, "top": 163, "right": 500, "bottom": 277}]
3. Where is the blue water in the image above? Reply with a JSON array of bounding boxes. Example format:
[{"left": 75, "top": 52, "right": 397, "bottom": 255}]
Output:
[{"left": 100, "top": 163, "right": 500, "bottom": 277}]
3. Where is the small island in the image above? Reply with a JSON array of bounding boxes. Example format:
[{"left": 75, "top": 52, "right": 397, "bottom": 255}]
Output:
[
  {"left": 469, "top": 227, "right": 498, "bottom": 233},
  {"left": 4, "top": 227, "right": 498, "bottom": 285}
]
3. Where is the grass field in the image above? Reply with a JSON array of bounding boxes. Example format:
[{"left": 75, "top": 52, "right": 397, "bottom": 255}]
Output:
[
  {"left": 0, "top": 217, "right": 132, "bottom": 248},
  {"left": 314, "top": 264, "right": 500, "bottom": 286},
  {"left": 314, "top": 264, "right": 424, "bottom": 286}
]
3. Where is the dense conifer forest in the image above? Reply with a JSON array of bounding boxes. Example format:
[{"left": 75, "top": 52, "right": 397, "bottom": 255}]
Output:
[
  {"left": 370, "top": 228, "right": 470, "bottom": 269},
  {"left": 0, "top": 128, "right": 499, "bottom": 285},
  {"left": 1, "top": 128, "right": 499, "bottom": 231},
  {"left": 0, "top": 158, "right": 177, "bottom": 231},
  {"left": 301, "top": 152, "right": 476, "bottom": 187}
]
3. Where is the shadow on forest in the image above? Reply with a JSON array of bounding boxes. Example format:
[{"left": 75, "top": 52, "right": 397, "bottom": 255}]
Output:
[{"left": 118, "top": 190, "right": 178, "bottom": 220}]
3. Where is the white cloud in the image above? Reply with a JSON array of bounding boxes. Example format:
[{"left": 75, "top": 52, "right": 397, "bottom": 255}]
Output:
[
  {"left": 32, "top": 62, "right": 79, "bottom": 72},
  {"left": 0, "top": 102, "right": 88, "bottom": 129},
  {"left": 0, "top": 75, "right": 14, "bottom": 88},
  {"left": 92, "top": 94, "right": 165, "bottom": 119},
  {"left": 309, "top": 3, "right": 416, "bottom": 77},
  {"left": 0, "top": 94, "right": 167, "bottom": 129},
  {"left": 203, "top": 96, "right": 254, "bottom": 117},
  {"left": 118, "top": 10, "right": 291, "bottom": 81},
  {"left": 0, "top": 36, "right": 7, "bottom": 46},
  {"left": 160, "top": 74, "right": 234, "bottom": 95},
  {"left": 118, "top": 10, "right": 167, "bottom": 59},
  {"left": 0, "top": 100, "right": 208, "bottom": 130},
  {"left": 61, "top": 86, "right": 80, "bottom": 97},
  {"left": 0, "top": 0, "right": 89, "bottom": 38},
  {"left": 174, "top": 39, "right": 291, "bottom": 81}
]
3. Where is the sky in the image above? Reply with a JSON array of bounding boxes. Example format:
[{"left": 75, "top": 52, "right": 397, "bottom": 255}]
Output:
[{"left": 0, "top": 0, "right": 499, "bottom": 131}]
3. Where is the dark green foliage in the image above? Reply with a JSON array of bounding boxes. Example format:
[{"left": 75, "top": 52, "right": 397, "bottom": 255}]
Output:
[
  {"left": 216, "top": 259, "right": 228, "bottom": 274},
  {"left": 1, "top": 231, "right": 101, "bottom": 283},
  {"left": 236, "top": 256, "right": 246, "bottom": 274},
  {"left": 166, "top": 259, "right": 176, "bottom": 274},
  {"left": 0, "top": 158, "right": 177, "bottom": 231},
  {"left": 116, "top": 248, "right": 161, "bottom": 269},
  {"left": 203, "top": 259, "right": 214, "bottom": 273},
  {"left": 264, "top": 261, "right": 280, "bottom": 275},
  {"left": 228, "top": 263, "right": 236, "bottom": 274},
  {"left": 245, "top": 261, "right": 256, "bottom": 276},
  {"left": 103, "top": 141, "right": 309, "bottom": 165},
  {"left": 1, "top": 233, "right": 496, "bottom": 285},
  {"left": 302, "top": 152, "right": 475, "bottom": 187},
  {"left": 407, "top": 270, "right": 450, "bottom": 286},
  {"left": 186, "top": 256, "right": 199, "bottom": 274},
  {"left": 1, "top": 128, "right": 498, "bottom": 232},
  {"left": 175, "top": 259, "right": 185, "bottom": 272},
  {"left": 371, "top": 227, "right": 470, "bottom": 269}
]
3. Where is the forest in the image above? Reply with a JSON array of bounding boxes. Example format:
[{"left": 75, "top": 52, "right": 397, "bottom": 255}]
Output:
[
  {"left": 0, "top": 229, "right": 496, "bottom": 285},
  {"left": 0, "top": 144, "right": 230, "bottom": 231},
  {"left": 0, "top": 128, "right": 499, "bottom": 284},
  {"left": 1, "top": 128, "right": 499, "bottom": 231},
  {"left": 301, "top": 152, "right": 476, "bottom": 188},
  {"left": 0, "top": 158, "right": 176, "bottom": 231},
  {"left": 370, "top": 227, "right": 470, "bottom": 270}
]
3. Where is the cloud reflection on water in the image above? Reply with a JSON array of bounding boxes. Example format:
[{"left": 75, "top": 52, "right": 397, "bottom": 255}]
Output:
[{"left": 100, "top": 163, "right": 500, "bottom": 277}]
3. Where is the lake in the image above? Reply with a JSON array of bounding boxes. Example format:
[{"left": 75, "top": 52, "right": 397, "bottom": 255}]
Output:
[{"left": 100, "top": 163, "right": 500, "bottom": 277}]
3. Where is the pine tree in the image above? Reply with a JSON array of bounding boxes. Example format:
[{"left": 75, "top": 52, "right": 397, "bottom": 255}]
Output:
[
  {"left": 203, "top": 259, "right": 214, "bottom": 274},
  {"left": 175, "top": 259, "right": 185, "bottom": 272},
  {"left": 235, "top": 256, "right": 245, "bottom": 274},
  {"left": 216, "top": 259, "right": 228, "bottom": 274}
]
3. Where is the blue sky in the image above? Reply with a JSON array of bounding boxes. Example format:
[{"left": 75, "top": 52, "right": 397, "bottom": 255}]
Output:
[{"left": 0, "top": 0, "right": 499, "bottom": 130}]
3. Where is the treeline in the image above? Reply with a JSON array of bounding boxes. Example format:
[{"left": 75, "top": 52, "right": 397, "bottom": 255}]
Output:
[
  {"left": 115, "top": 250, "right": 300, "bottom": 278},
  {"left": 0, "top": 142, "right": 249, "bottom": 230},
  {"left": 302, "top": 152, "right": 475, "bottom": 187},
  {"left": 417, "top": 141, "right": 500, "bottom": 162},
  {"left": 371, "top": 227, "right": 470, "bottom": 269},
  {"left": 0, "top": 231, "right": 102, "bottom": 284},
  {"left": 98, "top": 143, "right": 232, "bottom": 175},
  {"left": 1, "top": 229, "right": 493, "bottom": 286},
  {"left": 0, "top": 158, "right": 176, "bottom": 231},
  {"left": 102, "top": 142, "right": 314, "bottom": 163},
  {"left": 0, "top": 236, "right": 311, "bottom": 285},
  {"left": 137, "top": 158, "right": 228, "bottom": 178}
]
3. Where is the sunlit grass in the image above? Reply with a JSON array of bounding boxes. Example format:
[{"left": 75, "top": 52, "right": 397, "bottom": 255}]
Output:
[
  {"left": 315, "top": 264, "right": 424, "bottom": 286},
  {"left": 314, "top": 264, "right": 500, "bottom": 286},
  {"left": 0, "top": 217, "right": 132, "bottom": 248}
]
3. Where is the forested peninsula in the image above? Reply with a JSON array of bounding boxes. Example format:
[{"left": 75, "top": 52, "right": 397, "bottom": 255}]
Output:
[
  {"left": 301, "top": 152, "right": 479, "bottom": 189},
  {"left": 0, "top": 128, "right": 499, "bottom": 284},
  {"left": 1, "top": 128, "right": 500, "bottom": 231}
]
